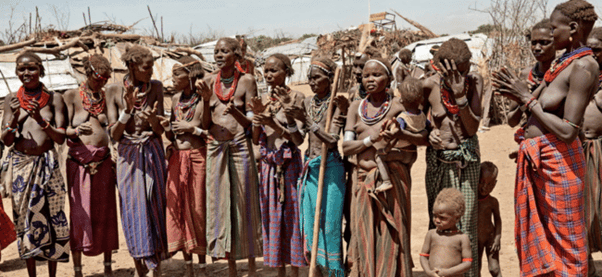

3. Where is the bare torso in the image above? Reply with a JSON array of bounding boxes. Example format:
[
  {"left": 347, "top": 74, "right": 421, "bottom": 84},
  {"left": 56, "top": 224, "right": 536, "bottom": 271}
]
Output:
[
  {"left": 262, "top": 91, "right": 305, "bottom": 150},
  {"left": 170, "top": 92, "right": 206, "bottom": 150},
  {"left": 424, "top": 73, "right": 482, "bottom": 149},
  {"left": 64, "top": 88, "right": 110, "bottom": 147},
  {"left": 427, "top": 230, "right": 467, "bottom": 277},
  {"left": 207, "top": 73, "right": 256, "bottom": 141},
  {"left": 8, "top": 93, "right": 64, "bottom": 155},
  {"left": 477, "top": 196, "right": 498, "bottom": 245},
  {"left": 581, "top": 90, "right": 602, "bottom": 139},
  {"left": 304, "top": 95, "right": 341, "bottom": 159}
]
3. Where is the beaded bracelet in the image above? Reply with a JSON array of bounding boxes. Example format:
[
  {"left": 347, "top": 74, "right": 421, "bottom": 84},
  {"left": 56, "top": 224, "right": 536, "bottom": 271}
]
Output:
[
  {"left": 4, "top": 123, "right": 16, "bottom": 133},
  {"left": 527, "top": 99, "right": 538, "bottom": 112},
  {"left": 74, "top": 128, "right": 80, "bottom": 136},
  {"left": 522, "top": 97, "right": 536, "bottom": 112},
  {"left": 563, "top": 118, "right": 581, "bottom": 129},
  {"left": 38, "top": 119, "right": 50, "bottom": 129}
]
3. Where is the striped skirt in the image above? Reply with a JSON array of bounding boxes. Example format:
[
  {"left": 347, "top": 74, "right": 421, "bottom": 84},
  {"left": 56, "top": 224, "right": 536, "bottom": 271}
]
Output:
[
  {"left": 117, "top": 135, "right": 168, "bottom": 269},
  {"left": 584, "top": 137, "right": 602, "bottom": 253},
  {"left": 205, "top": 133, "right": 263, "bottom": 260}
]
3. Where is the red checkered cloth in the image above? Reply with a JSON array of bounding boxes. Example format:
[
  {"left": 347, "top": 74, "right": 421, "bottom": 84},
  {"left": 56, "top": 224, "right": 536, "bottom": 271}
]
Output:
[
  {"left": 515, "top": 133, "right": 587, "bottom": 277},
  {"left": 0, "top": 197, "right": 16, "bottom": 250}
]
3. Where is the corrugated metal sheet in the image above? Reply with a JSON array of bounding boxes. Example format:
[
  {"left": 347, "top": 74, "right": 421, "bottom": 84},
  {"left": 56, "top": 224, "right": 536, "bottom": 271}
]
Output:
[
  {"left": 259, "top": 37, "right": 318, "bottom": 59},
  {"left": 0, "top": 52, "right": 79, "bottom": 98}
]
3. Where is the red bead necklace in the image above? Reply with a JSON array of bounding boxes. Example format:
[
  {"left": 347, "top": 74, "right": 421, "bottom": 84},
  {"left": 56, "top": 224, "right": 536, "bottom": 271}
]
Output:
[
  {"left": 215, "top": 69, "right": 240, "bottom": 102},
  {"left": 79, "top": 82, "right": 106, "bottom": 116}
]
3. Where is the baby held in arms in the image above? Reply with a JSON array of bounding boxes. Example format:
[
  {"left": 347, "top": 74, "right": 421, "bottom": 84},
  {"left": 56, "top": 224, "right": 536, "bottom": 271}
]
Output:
[
  {"left": 420, "top": 188, "right": 472, "bottom": 277},
  {"left": 374, "top": 77, "right": 428, "bottom": 192}
]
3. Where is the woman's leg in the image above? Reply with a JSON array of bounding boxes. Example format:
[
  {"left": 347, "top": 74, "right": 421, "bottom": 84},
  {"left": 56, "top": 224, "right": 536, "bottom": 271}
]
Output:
[
  {"left": 104, "top": 251, "right": 113, "bottom": 276},
  {"left": 26, "top": 258, "right": 36, "bottom": 277},
  {"left": 72, "top": 250, "right": 83, "bottom": 277}
]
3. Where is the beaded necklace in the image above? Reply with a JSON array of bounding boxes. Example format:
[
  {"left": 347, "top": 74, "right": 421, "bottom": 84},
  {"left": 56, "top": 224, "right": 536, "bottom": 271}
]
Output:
[
  {"left": 359, "top": 93, "right": 391, "bottom": 125},
  {"left": 528, "top": 64, "right": 544, "bottom": 88},
  {"left": 544, "top": 47, "right": 593, "bottom": 83},
  {"left": 235, "top": 60, "right": 251, "bottom": 74},
  {"left": 436, "top": 229, "right": 462, "bottom": 235},
  {"left": 308, "top": 92, "right": 331, "bottom": 123},
  {"left": 123, "top": 75, "right": 151, "bottom": 110},
  {"left": 354, "top": 84, "right": 368, "bottom": 101},
  {"left": 17, "top": 83, "right": 51, "bottom": 111},
  {"left": 598, "top": 73, "right": 602, "bottom": 91},
  {"left": 215, "top": 70, "right": 240, "bottom": 102},
  {"left": 440, "top": 78, "right": 469, "bottom": 116},
  {"left": 175, "top": 92, "right": 200, "bottom": 122},
  {"left": 79, "top": 82, "right": 106, "bottom": 116},
  {"left": 268, "top": 87, "right": 291, "bottom": 116}
]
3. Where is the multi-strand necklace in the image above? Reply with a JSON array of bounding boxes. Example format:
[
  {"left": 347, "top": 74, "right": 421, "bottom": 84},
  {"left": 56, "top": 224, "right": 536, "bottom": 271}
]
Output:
[
  {"left": 17, "top": 83, "right": 50, "bottom": 111},
  {"left": 79, "top": 82, "right": 106, "bottom": 116},
  {"left": 544, "top": 46, "right": 593, "bottom": 83},
  {"left": 175, "top": 92, "right": 200, "bottom": 122},
  {"left": 359, "top": 93, "right": 391, "bottom": 125},
  {"left": 215, "top": 70, "right": 240, "bottom": 102},
  {"left": 308, "top": 92, "right": 331, "bottom": 123}
]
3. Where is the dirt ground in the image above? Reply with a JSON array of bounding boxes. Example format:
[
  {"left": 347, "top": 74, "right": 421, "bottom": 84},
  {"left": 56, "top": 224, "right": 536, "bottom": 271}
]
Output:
[{"left": 2, "top": 84, "right": 602, "bottom": 276}]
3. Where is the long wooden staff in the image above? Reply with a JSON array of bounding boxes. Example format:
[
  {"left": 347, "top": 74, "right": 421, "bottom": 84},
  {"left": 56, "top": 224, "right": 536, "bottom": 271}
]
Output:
[{"left": 309, "top": 66, "right": 341, "bottom": 277}]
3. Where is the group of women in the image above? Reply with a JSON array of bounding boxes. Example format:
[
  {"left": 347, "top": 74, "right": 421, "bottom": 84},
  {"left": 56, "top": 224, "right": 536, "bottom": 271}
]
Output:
[{"left": 0, "top": 0, "right": 601, "bottom": 276}]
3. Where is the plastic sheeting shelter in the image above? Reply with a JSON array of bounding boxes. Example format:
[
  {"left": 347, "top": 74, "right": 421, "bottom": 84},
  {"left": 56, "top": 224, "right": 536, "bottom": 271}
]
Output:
[{"left": 403, "top": 33, "right": 491, "bottom": 69}]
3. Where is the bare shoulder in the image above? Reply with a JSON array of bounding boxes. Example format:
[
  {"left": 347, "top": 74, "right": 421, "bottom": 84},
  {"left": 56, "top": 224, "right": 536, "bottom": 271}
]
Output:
[
  {"left": 150, "top": 80, "right": 164, "bottom": 90},
  {"left": 239, "top": 73, "right": 256, "bottom": 85},
  {"left": 423, "top": 74, "right": 439, "bottom": 89},
  {"left": 348, "top": 99, "right": 361, "bottom": 112},
  {"left": 390, "top": 96, "right": 405, "bottom": 114},
  {"left": 574, "top": 56, "right": 599, "bottom": 73},
  {"left": 292, "top": 90, "right": 306, "bottom": 104},
  {"left": 105, "top": 83, "right": 122, "bottom": 98}
]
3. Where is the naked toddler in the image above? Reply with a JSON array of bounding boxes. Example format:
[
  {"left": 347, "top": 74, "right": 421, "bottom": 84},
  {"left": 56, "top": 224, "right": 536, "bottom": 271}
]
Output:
[
  {"left": 420, "top": 188, "right": 472, "bottom": 277},
  {"left": 477, "top": 161, "right": 502, "bottom": 276}
]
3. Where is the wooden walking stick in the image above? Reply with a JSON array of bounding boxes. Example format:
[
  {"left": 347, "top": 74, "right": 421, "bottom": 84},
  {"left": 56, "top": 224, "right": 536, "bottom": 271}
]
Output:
[{"left": 309, "top": 66, "right": 341, "bottom": 277}]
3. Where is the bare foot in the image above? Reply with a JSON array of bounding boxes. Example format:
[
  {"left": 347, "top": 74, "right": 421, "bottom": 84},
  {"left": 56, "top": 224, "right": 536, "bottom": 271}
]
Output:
[
  {"left": 228, "top": 260, "right": 237, "bottom": 277},
  {"left": 247, "top": 258, "right": 256, "bottom": 277},
  {"left": 198, "top": 264, "right": 207, "bottom": 277},
  {"left": 374, "top": 181, "right": 393, "bottom": 193}
]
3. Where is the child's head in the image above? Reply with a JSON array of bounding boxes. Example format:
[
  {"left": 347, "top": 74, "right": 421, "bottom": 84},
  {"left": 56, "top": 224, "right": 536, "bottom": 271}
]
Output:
[
  {"left": 479, "top": 161, "right": 498, "bottom": 197},
  {"left": 398, "top": 77, "right": 423, "bottom": 108},
  {"left": 433, "top": 188, "right": 465, "bottom": 231}
]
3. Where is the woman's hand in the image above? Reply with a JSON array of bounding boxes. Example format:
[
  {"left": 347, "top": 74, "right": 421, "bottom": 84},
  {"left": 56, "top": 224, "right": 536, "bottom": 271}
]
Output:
[
  {"left": 138, "top": 102, "right": 159, "bottom": 125},
  {"left": 247, "top": 96, "right": 268, "bottom": 115},
  {"left": 172, "top": 121, "right": 195, "bottom": 133},
  {"left": 124, "top": 85, "right": 138, "bottom": 113},
  {"left": 381, "top": 118, "right": 400, "bottom": 141},
  {"left": 285, "top": 106, "right": 307, "bottom": 123},
  {"left": 9, "top": 97, "right": 20, "bottom": 118},
  {"left": 25, "top": 99, "right": 44, "bottom": 123},
  {"left": 223, "top": 102, "right": 236, "bottom": 115},
  {"left": 195, "top": 79, "right": 213, "bottom": 101},
  {"left": 76, "top": 122, "right": 93, "bottom": 136},
  {"left": 272, "top": 86, "right": 294, "bottom": 110},
  {"left": 429, "top": 129, "right": 444, "bottom": 150},
  {"left": 492, "top": 67, "right": 532, "bottom": 105},
  {"left": 333, "top": 95, "right": 349, "bottom": 115},
  {"left": 253, "top": 113, "right": 275, "bottom": 127},
  {"left": 438, "top": 59, "right": 466, "bottom": 98}
]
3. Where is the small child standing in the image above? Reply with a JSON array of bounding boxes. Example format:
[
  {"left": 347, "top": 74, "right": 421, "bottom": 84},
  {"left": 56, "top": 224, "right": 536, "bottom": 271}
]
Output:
[
  {"left": 477, "top": 161, "right": 502, "bottom": 276},
  {"left": 420, "top": 188, "right": 472, "bottom": 277},
  {"left": 375, "top": 77, "right": 428, "bottom": 192}
]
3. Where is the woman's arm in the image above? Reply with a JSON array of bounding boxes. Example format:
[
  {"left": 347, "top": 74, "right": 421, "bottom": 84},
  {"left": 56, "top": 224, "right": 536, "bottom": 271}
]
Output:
[{"left": 456, "top": 74, "right": 483, "bottom": 135}]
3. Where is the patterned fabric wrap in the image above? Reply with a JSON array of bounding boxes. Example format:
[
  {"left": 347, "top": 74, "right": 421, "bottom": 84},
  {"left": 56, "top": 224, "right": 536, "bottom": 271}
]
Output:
[
  {"left": 117, "top": 135, "right": 168, "bottom": 269},
  {"left": 67, "top": 140, "right": 118, "bottom": 256},
  {"left": 348, "top": 161, "right": 412, "bottom": 277},
  {"left": 425, "top": 135, "right": 480, "bottom": 277},
  {"left": 0, "top": 196, "right": 16, "bottom": 251},
  {"left": 6, "top": 149, "right": 70, "bottom": 261},
  {"left": 205, "top": 133, "right": 263, "bottom": 259},
  {"left": 299, "top": 151, "right": 345, "bottom": 276},
  {"left": 584, "top": 137, "right": 602, "bottom": 253},
  {"left": 515, "top": 133, "right": 587, "bottom": 276},
  {"left": 166, "top": 148, "right": 207, "bottom": 255},
  {"left": 257, "top": 129, "right": 305, "bottom": 267}
]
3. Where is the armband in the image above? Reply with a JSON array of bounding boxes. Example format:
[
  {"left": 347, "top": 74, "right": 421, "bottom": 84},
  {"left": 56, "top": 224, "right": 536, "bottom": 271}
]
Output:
[
  {"left": 455, "top": 95, "right": 468, "bottom": 107},
  {"left": 193, "top": 127, "right": 204, "bottom": 136},
  {"left": 246, "top": 111, "right": 255, "bottom": 118},
  {"left": 287, "top": 124, "right": 299, "bottom": 133},
  {"left": 344, "top": 131, "right": 356, "bottom": 141},
  {"left": 527, "top": 99, "right": 538, "bottom": 112},
  {"left": 363, "top": 136, "right": 373, "bottom": 147},
  {"left": 419, "top": 253, "right": 430, "bottom": 257},
  {"left": 462, "top": 258, "right": 473, "bottom": 263},
  {"left": 118, "top": 111, "right": 132, "bottom": 124},
  {"left": 563, "top": 118, "right": 580, "bottom": 129}
]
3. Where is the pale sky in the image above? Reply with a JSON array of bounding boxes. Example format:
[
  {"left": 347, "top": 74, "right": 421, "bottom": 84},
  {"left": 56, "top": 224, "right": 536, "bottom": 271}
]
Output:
[{"left": 0, "top": 0, "right": 595, "bottom": 42}]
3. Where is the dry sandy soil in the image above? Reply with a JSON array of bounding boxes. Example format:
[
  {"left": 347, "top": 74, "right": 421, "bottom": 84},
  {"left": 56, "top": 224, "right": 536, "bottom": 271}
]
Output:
[{"left": 1, "top": 84, "right": 602, "bottom": 276}]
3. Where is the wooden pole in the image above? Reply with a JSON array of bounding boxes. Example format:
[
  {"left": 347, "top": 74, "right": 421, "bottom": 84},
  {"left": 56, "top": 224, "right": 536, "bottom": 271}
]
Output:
[
  {"left": 82, "top": 12, "right": 87, "bottom": 27},
  {"left": 87, "top": 7, "right": 92, "bottom": 25},
  {"left": 0, "top": 68, "right": 13, "bottom": 94},
  {"left": 308, "top": 67, "right": 341, "bottom": 277},
  {"left": 147, "top": 5, "right": 161, "bottom": 39}
]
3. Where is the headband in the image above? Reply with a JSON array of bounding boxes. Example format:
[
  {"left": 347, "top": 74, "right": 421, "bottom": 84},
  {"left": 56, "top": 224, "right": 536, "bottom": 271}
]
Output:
[
  {"left": 366, "top": 59, "right": 391, "bottom": 76},
  {"left": 308, "top": 61, "right": 333, "bottom": 76},
  {"left": 17, "top": 61, "right": 41, "bottom": 67}
]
